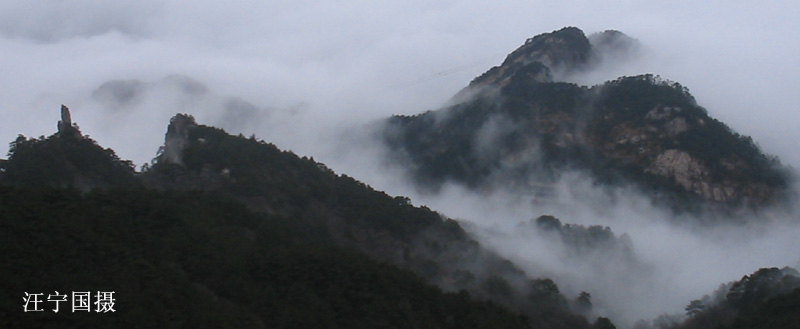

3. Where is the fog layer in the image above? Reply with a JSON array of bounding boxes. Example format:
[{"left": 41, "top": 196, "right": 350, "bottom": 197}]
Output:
[{"left": 3, "top": 1, "right": 800, "bottom": 327}]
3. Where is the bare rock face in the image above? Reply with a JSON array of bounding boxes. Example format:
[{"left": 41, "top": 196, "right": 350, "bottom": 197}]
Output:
[
  {"left": 645, "top": 150, "right": 758, "bottom": 203},
  {"left": 58, "top": 105, "right": 71, "bottom": 128},
  {"left": 161, "top": 114, "right": 197, "bottom": 165},
  {"left": 57, "top": 105, "right": 81, "bottom": 138},
  {"left": 647, "top": 149, "right": 709, "bottom": 191},
  {"left": 645, "top": 106, "right": 680, "bottom": 120},
  {"left": 665, "top": 117, "right": 689, "bottom": 136}
]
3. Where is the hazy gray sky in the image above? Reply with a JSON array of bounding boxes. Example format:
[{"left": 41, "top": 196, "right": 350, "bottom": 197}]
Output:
[
  {"left": 2, "top": 1, "right": 799, "bottom": 167},
  {"left": 2, "top": 2, "right": 800, "bottom": 327}
]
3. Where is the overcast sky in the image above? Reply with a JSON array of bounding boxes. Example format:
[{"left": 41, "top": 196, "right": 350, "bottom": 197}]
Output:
[
  {"left": 3, "top": 1, "right": 800, "bottom": 326},
  {"left": 2, "top": 1, "right": 799, "bottom": 167}
]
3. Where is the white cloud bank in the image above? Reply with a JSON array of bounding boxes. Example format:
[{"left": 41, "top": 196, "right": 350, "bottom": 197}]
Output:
[{"left": 2, "top": 1, "right": 800, "bottom": 327}]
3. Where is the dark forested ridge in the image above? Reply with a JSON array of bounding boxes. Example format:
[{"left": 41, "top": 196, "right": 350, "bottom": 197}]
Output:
[
  {"left": 0, "top": 109, "right": 605, "bottom": 328},
  {"left": 646, "top": 267, "right": 800, "bottom": 329},
  {"left": 384, "top": 27, "right": 791, "bottom": 214},
  {"left": 0, "top": 186, "right": 531, "bottom": 328},
  {"left": 4, "top": 26, "right": 799, "bottom": 328},
  {"left": 3, "top": 132, "right": 136, "bottom": 189}
]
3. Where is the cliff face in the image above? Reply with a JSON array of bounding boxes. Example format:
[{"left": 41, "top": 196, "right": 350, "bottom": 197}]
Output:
[
  {"left": 160, "top": 113, "right": 197, "bottom": 165},
  {"left": 384, "top": 28, "right": 790, "bottom": 212},
  {"left": 586, "top": 75, "right": 786, "bottom": 206}
]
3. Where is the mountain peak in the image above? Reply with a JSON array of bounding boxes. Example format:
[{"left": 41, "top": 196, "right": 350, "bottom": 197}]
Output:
[
  {"left": 463, "top": 27, "right": 590, "bottom": 95},
  {"left": 511, "top": 26, "right": 590, "bottom": 71},
  {"left": 384, "top": 29, "right": 790, "bottom": 214},
  {"left": 458, "top": 27, "right": 641, "bottom": 102}
]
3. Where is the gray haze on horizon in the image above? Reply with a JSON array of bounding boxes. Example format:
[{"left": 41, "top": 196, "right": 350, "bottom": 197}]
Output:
[
  {"left": 2, "top": 1, "right": 800, "bottom": 327},
  {"left": 2, "top": 1, "right": 800, "bottom": 168}
]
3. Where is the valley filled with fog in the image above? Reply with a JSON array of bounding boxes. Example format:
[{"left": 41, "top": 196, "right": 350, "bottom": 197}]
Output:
[{"left": 2, "top": 1, "right": 800, "bottom": 327}]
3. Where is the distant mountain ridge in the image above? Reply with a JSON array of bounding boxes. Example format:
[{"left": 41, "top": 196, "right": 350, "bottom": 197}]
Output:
[
  {"left": 2, "top": 27, "right": 797, "bottom": 328},
  {"left": 0, "top": 108, "right": 605, "bottom": 328},
  {"left": 383, "top": 27, "right": 790, "bottom": 213},
  {"left": 454, "top": 27, "right": 638, "bottom": 100}
]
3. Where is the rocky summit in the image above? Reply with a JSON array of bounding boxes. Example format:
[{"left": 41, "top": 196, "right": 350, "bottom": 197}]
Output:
[{"left": 383, "top": 27, "right": 790, "bottom": 213}]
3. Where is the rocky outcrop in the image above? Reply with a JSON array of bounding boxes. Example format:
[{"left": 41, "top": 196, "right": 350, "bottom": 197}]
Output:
[
  {"left": 644, "top": 149, "right": 738, "bottom": 202},
  {"left": 58, "top": 104, "right": 71, "bottom": 131},
  {"left": 161, "top": 114, "right": 197, "bottom": 165},
  {"left": 457, "top": 27, "right": 589, "bottom": 97},
  {"left": 57, "top": 105, "right": 80, "bottom": 138},
  {"left": 647, "top": 149, "right": 708, "bottom": 190}
]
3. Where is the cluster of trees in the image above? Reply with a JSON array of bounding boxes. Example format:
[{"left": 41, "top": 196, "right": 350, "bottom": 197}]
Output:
[
  {"left": 595, "top": 74, "right": 789, "bottom": 191},
  {"left": 595, "top": 74, "right": 697, "bottom": 119},
  {"left": 532, "top": 215, "right": 633, "bottom": 257},
  {"left": 2, "top": 132, "right": 136, "bottom": 189},
  {"left": 384, "top": 98, "right": 504, "bottom": 189},
  {"left": 636, "top": 267, "right": 800, "bottom": 329},
  {"left": 0, "top": 185, "right": 531, "bottom": 328},
  {"left": 0, "top": 115, "right": 612, "bottom": 328},
  {"left": 384, "top": 69, "right": 791, "bottom": 213},
  {"left": 384, "top": 77, "right": 592, "bottom": 191}
]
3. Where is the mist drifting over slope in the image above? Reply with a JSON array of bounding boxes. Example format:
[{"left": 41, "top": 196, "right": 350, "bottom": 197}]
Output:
[
  {"left": 397, "top": 172, "right": 800, "bottom": 327},
  {"left": 2, "top": 1, "right": 800, "bottom": 327}
]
